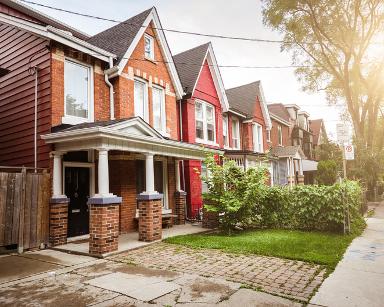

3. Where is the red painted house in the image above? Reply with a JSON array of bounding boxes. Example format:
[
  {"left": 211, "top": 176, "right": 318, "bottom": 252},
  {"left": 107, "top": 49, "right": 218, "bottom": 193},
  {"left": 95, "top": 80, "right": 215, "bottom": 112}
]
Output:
[
  {"left": 0, "top": 1, "right": 219, "bottom": 255},
  {"left": 224, "top": 81, "right": 272, "bottom": 171},
  {"left": 174, "top": 42, "right": 229, "bottom": 218}
]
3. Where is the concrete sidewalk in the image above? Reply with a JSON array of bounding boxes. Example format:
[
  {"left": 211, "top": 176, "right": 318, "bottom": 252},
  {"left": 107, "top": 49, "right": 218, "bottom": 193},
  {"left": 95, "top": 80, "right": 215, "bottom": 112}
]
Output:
[{"left": 310, "top": 202, "right": 384, "bottom": 307}]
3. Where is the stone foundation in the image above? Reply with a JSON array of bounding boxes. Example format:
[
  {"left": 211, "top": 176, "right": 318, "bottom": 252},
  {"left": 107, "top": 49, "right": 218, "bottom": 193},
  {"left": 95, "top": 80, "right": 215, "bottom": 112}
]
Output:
[
  {"left": 88, "top": 197, "right": 121, "bottom": 256},
  {"left": 138, "top": 194, "right": 162, "bottom": 242},
  {"left": 49, "top": 197, "right": 69, "bottom": 246},
  {"left": 174, "top": 191, "right": 186, "bottom": 225}
]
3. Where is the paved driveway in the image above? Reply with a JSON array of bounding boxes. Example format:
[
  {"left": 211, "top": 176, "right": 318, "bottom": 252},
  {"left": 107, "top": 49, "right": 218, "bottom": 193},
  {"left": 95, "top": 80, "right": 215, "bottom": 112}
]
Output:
[{"left": 0, "top": 246, "right": 319, "bottom": 306}]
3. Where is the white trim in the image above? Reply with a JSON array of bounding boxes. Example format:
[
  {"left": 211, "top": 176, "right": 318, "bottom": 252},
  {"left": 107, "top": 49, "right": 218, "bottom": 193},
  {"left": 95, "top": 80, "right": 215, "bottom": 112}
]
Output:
[
  {"left": 270, "top": 113, "right": 290, "bottom": 126},
  {"left": 231, "top": 118, "right": 241, "bottom": 150},
  {"left": 257, "top": 82, "right": 272, "bottom": 130},
  {"left": 190, "top": 43, "right": 229, "bottom": 112},
  {"left": 195, "top": 99, "right": 217, "bottom": 145},
  {"left": 152, "top": 85, "right": 167, "bottom": 134},
  {"left": 266, "top": 129, "right": 271, "bottom": 143},
  {"left": 62, "top": 161, "right": 96, "bottom": 198},
  {"left": 278, "top": 124, "right": 283, "bottom": 146},
  {"left": 115, "top": 8, "right": 184, "bottom": 99},
  {"left": 223, "top": 114, "right": 229, "bottom": 147},
  {"left": 144, "top": 33, "right": 155, "bottom": 61},
  {"left": 0, "top": 12, "right": 115, "bottom": 62},
  {"left": 63, "top": 58, "right": 94, "bottom": 124},
  {"left": 134, "top": 77, "right": 149, "bottom": 122},
  {"left": 252, "top": 123, "right": 263, "bottom": 153},
  {"left": 160, "top": 158, "right": 169, "bottom": 210},
  {"left": 228, "top": 109, "right": 247, "bottom": 118}
]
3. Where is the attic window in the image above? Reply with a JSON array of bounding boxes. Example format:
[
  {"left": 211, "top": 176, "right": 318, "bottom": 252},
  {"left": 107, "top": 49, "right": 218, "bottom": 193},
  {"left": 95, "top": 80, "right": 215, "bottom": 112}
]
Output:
[{"left": 144, "top": 34, "right": 154, "bottom": 60}]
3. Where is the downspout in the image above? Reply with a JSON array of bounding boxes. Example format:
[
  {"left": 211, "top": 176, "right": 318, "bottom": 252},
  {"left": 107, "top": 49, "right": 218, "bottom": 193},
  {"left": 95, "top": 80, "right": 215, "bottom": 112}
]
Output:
[
  {"left": 34, "top": 67, "right": 38, "bottom": 173},
  {"left": 105, "top": 56, "right": 115, "bottom": 120},
  {"left": 178, "top": 98, "right": 187, "bottom": 218}
]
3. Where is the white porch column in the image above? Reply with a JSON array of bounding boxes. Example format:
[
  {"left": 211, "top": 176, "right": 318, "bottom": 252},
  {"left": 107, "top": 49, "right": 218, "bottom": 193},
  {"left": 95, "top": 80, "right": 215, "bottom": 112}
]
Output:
[
  {"left": 142, "top": 153, "right": 157, "bottom": 194},
  {"left": 96, "top": 149, "right": 112, "bottom": 197},
  {"left": 52, "top": 151, "right": 65, "bottom": 198},
  {"left": 175, "top": 159, "right": 182, "bottom": 192},
  {"left": 299, "top": 159, "right": 304, "bottom": 176}
]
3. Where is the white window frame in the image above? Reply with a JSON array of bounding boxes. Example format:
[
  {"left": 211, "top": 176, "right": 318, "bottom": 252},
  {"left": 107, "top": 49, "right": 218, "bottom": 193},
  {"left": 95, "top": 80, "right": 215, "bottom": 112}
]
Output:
[
  {"left": 195, "top": 100, "right": 217, "bottom": 145},
  {"left": 62, "top": 58, "right": 94, "bottom": 125},
  {"left": 232, "top": 118, "right": 241, "bottom": 149},
  {"left": 278, "top": 124, "right": 283, "bottom": 146},
  {"left": 223, "top": 115, "right": 229, "bottom": 148},
  {"left": 144, "top": 34, "right": 155, "bottom": 61},
  {"left": 253, "top": 123, "right": 263, "bottom": 153},
  {"left": 134, "top": 78, "right": 149, "bottom": 122},
  {"left": 152, "top": 85, "right": 167, "bottom": 135}
]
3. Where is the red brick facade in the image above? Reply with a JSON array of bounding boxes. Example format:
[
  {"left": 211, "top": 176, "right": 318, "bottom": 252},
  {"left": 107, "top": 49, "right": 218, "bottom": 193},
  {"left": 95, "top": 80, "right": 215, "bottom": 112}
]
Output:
[
  {"left": 138, "top": 198, "right": 162, "bottom": 242},
  {"left": 49, "top": 199, "right": 69, "bottom": 246},
  {"left": 89, "top": 202, "right": 120, "bottom": 255},
  {"left": 269, "top": 118, "right": 290, "bottom": 147}
]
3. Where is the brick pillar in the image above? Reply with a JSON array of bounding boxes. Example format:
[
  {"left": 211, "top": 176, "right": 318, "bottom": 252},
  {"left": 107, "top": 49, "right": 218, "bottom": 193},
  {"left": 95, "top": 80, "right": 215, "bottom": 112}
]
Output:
[
  {"left": 297, "top": 175, "right": 305, "bottom": 185},
  {"left": 174, "top": 191, "right": 186, "bottom": 225},
  {"left": 137, "top": 194, "right": 162, "bottom": 242},
  {"left": 287, "top": 176, "right": 295, "bottom": 186},
  {"left": 49, "top": 198, "right": 69, "bottom": 246},
  {"left": 88, "top": 197, "right": 122, "bottom": 256},
  {"left": 202, "top": 207, "right": 219, "bottom": 229}
]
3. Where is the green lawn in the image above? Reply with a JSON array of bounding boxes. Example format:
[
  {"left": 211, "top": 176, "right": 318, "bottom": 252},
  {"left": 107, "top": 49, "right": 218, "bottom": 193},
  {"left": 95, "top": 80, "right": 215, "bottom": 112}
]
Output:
[{"left": 165, "top": 227, "right": 364, "bottom": 270}]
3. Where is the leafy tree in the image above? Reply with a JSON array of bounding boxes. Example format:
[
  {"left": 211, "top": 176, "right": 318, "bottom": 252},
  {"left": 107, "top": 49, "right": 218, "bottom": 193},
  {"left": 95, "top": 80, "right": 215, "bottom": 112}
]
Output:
[
  {"left": 262, "top": 0, "right": 384, "bottom": 150},
  {"left": 316, "top": 160, "right": 338, "bottom": 185}
]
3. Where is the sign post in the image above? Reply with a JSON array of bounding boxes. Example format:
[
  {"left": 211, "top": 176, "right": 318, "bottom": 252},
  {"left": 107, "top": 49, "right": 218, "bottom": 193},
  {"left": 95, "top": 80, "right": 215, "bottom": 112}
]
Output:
[{"left": 342, "top": 144, "right": 354, "bottom": 234}]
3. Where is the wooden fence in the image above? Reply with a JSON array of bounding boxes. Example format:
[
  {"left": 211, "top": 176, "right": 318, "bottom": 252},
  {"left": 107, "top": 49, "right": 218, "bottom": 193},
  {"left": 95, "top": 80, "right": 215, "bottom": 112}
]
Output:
[{"left": 0, "top": 167, "right": 50, "bottom": 251}]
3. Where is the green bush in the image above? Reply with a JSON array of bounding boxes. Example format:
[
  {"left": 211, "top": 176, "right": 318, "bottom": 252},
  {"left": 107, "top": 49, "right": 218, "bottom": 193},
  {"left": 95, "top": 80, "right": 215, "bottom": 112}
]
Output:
[
  {"left": 316, "top": 160, "right": 338, "bottom": 185},
  {"left": 202, "top": 154, "right": 364, "bottom": 234}
]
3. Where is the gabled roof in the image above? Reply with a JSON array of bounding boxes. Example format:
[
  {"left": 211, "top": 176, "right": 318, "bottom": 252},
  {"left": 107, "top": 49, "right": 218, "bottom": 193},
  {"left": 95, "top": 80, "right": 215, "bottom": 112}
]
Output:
[
  {"left": 267, "top": 103, "right": 291, "bottom": 125},
  {"left": 310, "top": 119, "right": 325, "bottom": 145},
  {"left": 87, "top": 7, "right": 184, "bottom": 99},
  {"left": 87, "top": 8, "right": 152, "bottom": 63},
  {"left": 1, "top": 0, "right": 89, "bottom": 40},
  {"left": 173, "top": 43, "right": 210, "bottom": 94},
  {"left": 174, "top": 42, "right": 229, "bottom": 111},
  {"left": 226, "top": 81, "right": 272, "bottom": 129},
  {"left": 271, "top": 145, "right": 306, "bottom": 159}
]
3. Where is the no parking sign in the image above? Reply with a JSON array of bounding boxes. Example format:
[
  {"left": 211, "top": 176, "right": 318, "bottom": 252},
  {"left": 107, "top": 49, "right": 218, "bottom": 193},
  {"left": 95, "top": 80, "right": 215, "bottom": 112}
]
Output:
[{"left": 344, "top": 144, "right": 354, "bottom": 160}]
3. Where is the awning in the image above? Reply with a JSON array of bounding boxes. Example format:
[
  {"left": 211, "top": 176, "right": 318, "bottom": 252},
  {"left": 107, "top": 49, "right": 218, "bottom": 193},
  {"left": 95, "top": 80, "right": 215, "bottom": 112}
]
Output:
[
  {"left": 42, "top": 117, "right": 221, "bottom": 160},
  {"left": 302, "top": 159, "right": 318, "bottom": 172}
]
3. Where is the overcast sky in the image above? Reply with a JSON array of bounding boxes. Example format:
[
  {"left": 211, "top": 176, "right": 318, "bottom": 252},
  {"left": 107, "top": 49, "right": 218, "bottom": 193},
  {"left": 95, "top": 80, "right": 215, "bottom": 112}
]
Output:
[{"left": 27, "top": 0, "right": 344, "bottom": 138}]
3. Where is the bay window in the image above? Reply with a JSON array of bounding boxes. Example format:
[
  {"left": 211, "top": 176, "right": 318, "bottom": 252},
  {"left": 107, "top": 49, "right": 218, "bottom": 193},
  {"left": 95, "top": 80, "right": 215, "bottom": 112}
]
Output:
[
  {"left": 64, "top": 59, "right": 92, "bottom": 123},
  {"left": 223, "top": 115, "right": 229, "bottom": 147},
  {"left": 195, "top": 100, "right": 216, "bottom": 144},
  {"left": 253, "top": 123, "right": 263, "bottom": 153},
  {"left": 152, "top": 86, "right": 166, "bottom": 133},
  {"left": 134, "top": 79, "right": 148, "bottom": 121},
  {"left": 232, "top": 118, "right": 240, "bottom": 149}
]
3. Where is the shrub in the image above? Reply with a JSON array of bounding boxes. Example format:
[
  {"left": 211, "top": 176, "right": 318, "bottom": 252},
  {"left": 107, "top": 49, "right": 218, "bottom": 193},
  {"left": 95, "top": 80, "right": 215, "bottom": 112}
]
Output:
[
  {"left": 316, "top": 160, "right": 338, "bottom": 185},
  {"left": 201, "top": 154, "right": 268, "bottom": 234},
  {"left": 202, "top": 154, "right": 364, "bottom": 234}
]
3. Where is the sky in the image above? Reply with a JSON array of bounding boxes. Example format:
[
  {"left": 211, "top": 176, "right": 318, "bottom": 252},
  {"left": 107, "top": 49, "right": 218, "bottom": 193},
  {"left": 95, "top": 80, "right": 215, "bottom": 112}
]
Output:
[{"left": 25, "top": 0, "right": 344, "bottom": 139}]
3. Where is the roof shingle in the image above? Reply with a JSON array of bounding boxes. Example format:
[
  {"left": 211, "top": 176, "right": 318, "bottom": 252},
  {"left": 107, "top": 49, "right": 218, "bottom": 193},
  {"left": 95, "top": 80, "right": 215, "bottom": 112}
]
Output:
[
  {"left": 267, "top": 103, "right": 291, "bottom": 123},
  {"left": 173, "top": 43, "right": 210, "bottom": 94},
  {"left": 87, "top": 8, "right": 153, "bottom": 62},
  {"left": 225, "top": 81, "right": 261, "bottom": 118}
]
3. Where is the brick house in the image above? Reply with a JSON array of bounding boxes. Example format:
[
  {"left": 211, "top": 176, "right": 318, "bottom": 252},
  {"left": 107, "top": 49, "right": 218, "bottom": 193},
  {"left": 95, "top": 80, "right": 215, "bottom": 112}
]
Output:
[
  {"left": 224, "top": 81, "right": 273, "bottom": 176},
  {"left": 0, "top": 2, "right": 217, "bottom": 255},
  {"left": 173, "top": 42, "right": 229, "bottom": 218}
]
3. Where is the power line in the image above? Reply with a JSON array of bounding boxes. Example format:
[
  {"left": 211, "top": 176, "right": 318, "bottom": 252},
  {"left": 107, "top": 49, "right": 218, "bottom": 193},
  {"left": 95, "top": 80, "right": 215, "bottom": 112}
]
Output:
[{"left": 16, "top": 0, "right": 299, "bottom": 44}]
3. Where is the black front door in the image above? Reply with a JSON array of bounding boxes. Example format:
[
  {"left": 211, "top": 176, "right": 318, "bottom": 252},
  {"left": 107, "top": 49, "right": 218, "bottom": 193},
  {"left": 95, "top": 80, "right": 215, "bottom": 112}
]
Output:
[{"left": 65, "top": 167, "right": 90, "bottom": 237}]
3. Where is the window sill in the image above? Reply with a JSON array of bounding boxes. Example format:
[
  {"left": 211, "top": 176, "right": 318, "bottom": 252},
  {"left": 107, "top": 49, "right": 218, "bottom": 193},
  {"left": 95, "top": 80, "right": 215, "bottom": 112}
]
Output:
[
  {"left": 62, "top": 116, "right": 91, "bottom": 126},
  {"left": 196, "top": 138, "right": 219, "bottom": 147}
]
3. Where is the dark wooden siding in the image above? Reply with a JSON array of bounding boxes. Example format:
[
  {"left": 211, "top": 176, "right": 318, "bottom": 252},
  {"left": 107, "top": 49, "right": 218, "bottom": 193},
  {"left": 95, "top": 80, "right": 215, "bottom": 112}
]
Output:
[{"left": 0, "top": 22, "right": 51, "bottom": 168}]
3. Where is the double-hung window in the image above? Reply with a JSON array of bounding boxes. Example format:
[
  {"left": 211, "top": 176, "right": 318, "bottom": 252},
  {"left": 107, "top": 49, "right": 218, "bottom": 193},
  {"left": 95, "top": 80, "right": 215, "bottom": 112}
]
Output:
[
  {"left": 253, "top": 123, "right": 263, "bottom": 153},
  {"left": 278, "top": 125, "right": 283, "bottom": 146},
  {"left": 134, "top": 79, "right": 148, "bottom": 121},
  {"left": 64, "top": 59, "right": 92, "bottom": 124},
  {"left": 223, "top": 115, "right": 229, "bottom": 147},
  {"left": 195, "top": 100, "right": 216, "bottom": 144},
  {"left": 152, "top": 86, "right": 166, "bottom": 133},
  {"left": 144, "top": 34, "right": 154, "bottom": 60},
  {"left": 232, "top": 118, "right": 240, "bottom": 149}
]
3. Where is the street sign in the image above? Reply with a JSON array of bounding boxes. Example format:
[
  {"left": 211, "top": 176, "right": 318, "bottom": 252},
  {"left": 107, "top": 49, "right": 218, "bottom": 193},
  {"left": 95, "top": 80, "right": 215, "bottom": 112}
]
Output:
[{"left": 344, "top": 144, "right": 354, "bottom": 160}]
